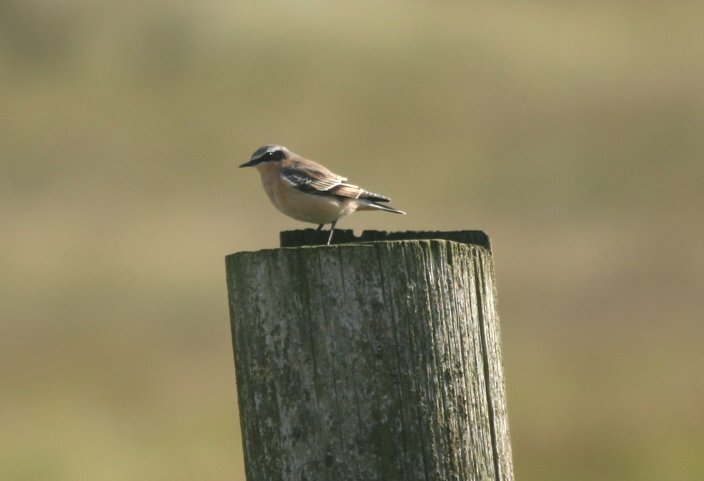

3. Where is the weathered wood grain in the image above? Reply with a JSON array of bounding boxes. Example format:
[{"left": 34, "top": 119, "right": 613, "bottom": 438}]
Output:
[{"left": 226, "top": 232, "right": 513, "bottom": 481}]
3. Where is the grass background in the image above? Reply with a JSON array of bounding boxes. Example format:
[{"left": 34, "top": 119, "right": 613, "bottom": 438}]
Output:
[{"left": 2, "top": 1, "right": 703, "bottom": 480}]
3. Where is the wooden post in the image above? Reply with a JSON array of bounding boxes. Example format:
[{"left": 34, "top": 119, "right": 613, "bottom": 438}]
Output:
[{"left": 226, "top": 230, "right": 513, "bottom": 481}]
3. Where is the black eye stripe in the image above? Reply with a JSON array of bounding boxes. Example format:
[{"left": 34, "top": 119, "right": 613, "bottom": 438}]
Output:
[
  {"left": 249, "top": 146, "right": 287, "bottom": 165},
  {"left": 264, "top": 150, "right": 285, "bottom": 161}
]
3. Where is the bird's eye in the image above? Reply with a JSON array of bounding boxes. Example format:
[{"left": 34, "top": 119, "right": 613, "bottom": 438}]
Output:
[{"left": 266, "top": 150, "right": 285, "bottom": 161}]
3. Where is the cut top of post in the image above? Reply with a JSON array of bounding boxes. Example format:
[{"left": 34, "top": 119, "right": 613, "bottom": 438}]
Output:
[{"left": 280, "top": 229, "right": 491, "bottom": 251}]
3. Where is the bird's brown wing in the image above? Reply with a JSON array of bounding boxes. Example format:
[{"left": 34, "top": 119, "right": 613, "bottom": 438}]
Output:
[{"left": 281, "top": 162, "right": 390, "bottom": 202}]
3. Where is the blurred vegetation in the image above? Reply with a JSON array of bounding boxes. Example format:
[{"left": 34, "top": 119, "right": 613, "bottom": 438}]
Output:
[{"left": 1, "top": 1, "right": 703, "bottom": 480}]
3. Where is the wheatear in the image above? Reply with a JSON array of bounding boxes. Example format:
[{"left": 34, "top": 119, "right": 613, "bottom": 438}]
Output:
[{"left": 240, "top": 145, "right": 405, "bottom": 245}]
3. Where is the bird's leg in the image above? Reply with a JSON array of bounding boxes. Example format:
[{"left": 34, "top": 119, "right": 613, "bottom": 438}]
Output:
[
  {"left": 315, "top": 224, "right": 324, "bottom": 231},
  {"left": 326, "top": 220, "right": 337, "bottom": 245}
]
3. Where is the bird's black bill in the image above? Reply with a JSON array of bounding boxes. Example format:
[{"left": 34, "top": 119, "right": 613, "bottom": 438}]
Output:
[{"left": 239, "top": 160, "right": 256, "bottom": 168}]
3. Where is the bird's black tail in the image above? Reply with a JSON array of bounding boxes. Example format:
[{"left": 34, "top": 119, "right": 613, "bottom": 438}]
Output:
[{"left": 360, "top": 200, "right": 406, "bottom": 215}]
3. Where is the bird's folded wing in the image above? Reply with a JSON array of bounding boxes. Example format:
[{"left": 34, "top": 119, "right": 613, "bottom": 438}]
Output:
[{"left": 281, "top": 166, "right": 390, "bottom": 202}]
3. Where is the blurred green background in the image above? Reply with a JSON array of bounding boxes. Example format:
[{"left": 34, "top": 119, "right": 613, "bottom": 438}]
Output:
[{"left": 2, "top": 1, "right": 703, "bottom": 480}]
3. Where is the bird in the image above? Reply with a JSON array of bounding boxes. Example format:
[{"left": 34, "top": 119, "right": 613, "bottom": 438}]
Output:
[{"left": 240, "top": 145, "right": 405, "bottom": 245}]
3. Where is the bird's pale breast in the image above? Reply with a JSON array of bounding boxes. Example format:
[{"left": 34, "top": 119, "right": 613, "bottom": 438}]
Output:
[{"left": 263, "top": 174, "right": 354, "bottom": 224}]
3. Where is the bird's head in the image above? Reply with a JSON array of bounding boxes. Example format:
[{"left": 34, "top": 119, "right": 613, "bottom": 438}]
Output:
[{"left": 240, "top": 145, "right": 290, "bottom": 168}]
